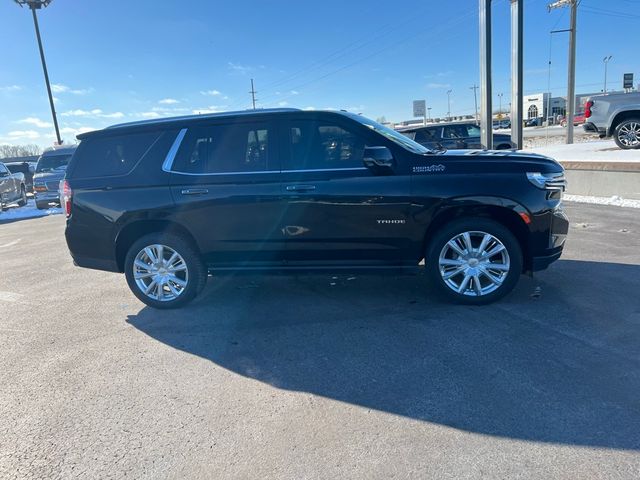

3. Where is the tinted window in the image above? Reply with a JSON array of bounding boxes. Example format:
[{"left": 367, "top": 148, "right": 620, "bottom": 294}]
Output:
[
  {"left": 72, "top": 132, "right": 159, "bottom": 178},
  {"left": 5, "top": 164, "right": 28, "bottom": 175},
  {"left": 442, "top": 125, "right": 468, "bottom": 139},
  {"left": 0, "top": 163, "right": 8, "bottom": 175},
  {"left": 36, "top": 154, "right": 73, "bottom": 173},
  {"left": 287, "top": 120, "right": 365, "bottom": 170},
  {"left": 464, "top": 124, "right": 481, "bottom": 137},
  {"left": 413, "top": 128, "right": 438, "bottom": 143},
  {"left": 173, "top": 123, "right": 271, "bottom": 174}
]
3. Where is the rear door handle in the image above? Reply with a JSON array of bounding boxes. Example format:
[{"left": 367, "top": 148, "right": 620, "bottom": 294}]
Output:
[
  {"left": 286, "top": 184, "right": 316, "bottom": 192},
  {"left": 181, "top": 188, "right": 209, "bottom": 195}
]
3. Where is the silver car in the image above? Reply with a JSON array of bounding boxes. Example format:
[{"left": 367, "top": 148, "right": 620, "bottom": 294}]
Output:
[{"left": 33, "top": 145, "right": 77, "bottom": 210}]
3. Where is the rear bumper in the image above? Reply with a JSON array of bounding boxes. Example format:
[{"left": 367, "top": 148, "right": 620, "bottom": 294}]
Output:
[{"left": 583, "top": 122, "right": 607, "bottom": 137}]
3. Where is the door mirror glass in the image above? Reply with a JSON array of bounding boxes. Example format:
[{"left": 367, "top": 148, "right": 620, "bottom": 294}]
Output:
[{"left": 363, "top": 146, "right": 394, "bottom": 173}]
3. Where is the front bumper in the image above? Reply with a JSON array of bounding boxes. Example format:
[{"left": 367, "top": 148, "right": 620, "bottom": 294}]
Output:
[{"left": 531, "top": 207, "right": 569, "bottom": 272}]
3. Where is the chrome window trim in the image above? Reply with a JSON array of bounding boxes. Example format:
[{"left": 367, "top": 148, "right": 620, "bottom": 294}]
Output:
[
  {"left": 283, "top": 167, "right": 368, "bottom": 173},
  {"left": 171, "top": 169, "right": 281, "bottom": 176},
  {"left": 161, "top": 128, "right": 187, "bottom": 173}
]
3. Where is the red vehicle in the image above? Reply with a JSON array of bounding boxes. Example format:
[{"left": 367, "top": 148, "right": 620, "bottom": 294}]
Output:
[{"left": 561, "top": 112, "right": 586, "bottom": 127}]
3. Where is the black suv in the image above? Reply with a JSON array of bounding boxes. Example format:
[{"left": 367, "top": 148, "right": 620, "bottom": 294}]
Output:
[
  {"left": 63, "top": 109, "right": 568, "bottom": 309},
  {"left": 400, "top": 122, "right": 514, "bottom": 150}
]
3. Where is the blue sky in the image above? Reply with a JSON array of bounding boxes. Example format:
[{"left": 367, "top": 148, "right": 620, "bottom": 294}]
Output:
[{"left": 0, "top": 0, "right": 637, "bottom": 147}]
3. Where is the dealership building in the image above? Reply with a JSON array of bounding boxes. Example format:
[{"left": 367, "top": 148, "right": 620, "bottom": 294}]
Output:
[{"left": 524, "top": 92, "right": 610, "bottom": 121}]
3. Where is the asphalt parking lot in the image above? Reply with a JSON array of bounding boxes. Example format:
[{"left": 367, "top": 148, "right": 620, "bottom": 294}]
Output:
[{"left": 1, "top": 202, "right": 639, "bottom": 479}]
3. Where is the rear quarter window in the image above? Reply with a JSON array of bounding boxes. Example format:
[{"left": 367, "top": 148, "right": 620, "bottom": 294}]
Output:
[{"left": 70, "top": 131, "right": 161, "bottom": 179}]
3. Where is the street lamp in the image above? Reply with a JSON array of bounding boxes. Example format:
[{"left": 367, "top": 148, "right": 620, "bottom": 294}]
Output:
[
  {"left": 14, "top": 0, "right": 62, "bottom": 145},
  {"left": 427, "top": 107, "right": 432, "bottom": 122},
  {"left": 498, "top": 93, "right": 504, "bottom": 115},
  {"left": 446, "top": 89, "right": 452, "bottom": 120},
  {"left": 603, "top": 55, "right": 613, "bottom": 94}
]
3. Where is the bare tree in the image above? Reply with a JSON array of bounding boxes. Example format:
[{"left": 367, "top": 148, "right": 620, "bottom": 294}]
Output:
[{"left": 0, "top": 144, "right": 42, "bottom": 159}]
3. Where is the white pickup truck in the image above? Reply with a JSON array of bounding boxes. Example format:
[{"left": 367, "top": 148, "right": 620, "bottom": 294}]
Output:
[{"left": 583, "top": 91, "right": 640, "bottom": 149}]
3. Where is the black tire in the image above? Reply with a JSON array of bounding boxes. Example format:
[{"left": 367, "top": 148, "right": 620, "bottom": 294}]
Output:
[
  {"left": 35, "top": 201, "right": 49, "bottom": 210},
  {"left": 496, "top": 143, "right": 512, "bottom": 150},
  {"left": 17, "top": 186, "right": 27, "bottom": 207},
  {"left": 613, "top": 118, "right": 640, "bottom": 150},
  {"left": 425, "top": 218, "right": 523, "bottom": 305},
  {"left": 124, "top": 232, "right": 207, "bottom": 309}
]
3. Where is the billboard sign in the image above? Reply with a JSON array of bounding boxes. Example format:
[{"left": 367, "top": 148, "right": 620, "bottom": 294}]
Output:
[{"left": 413, "top": 100, "right": 426, "bottom": 117}]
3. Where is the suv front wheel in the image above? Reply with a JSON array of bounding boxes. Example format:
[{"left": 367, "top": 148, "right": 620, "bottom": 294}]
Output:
[
  {"left": 124, "top": 233, "right": 207, "bottom": 309},
  {"left": 613, "top": 118, "right": 640, "bottom": 149},
  {"left": 426, "top": 218, "right": 522, "bottom": 305}
]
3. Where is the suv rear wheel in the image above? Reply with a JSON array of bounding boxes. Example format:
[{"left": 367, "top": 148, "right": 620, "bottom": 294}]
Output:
[
  {"left": 614, "top": 118, "right": 640, "bottom": 149},
  {"left": 124, "top": 233, "right": 207, "bottom": 309},
  {"left": 426, "top": 218, "right": 522, "bottom": 305},
  {"left": 17, "top": 186, "right": 27, "bottom": 207}
]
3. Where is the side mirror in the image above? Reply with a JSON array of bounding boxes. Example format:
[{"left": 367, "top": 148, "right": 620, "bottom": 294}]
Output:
[{"left": 363, "top": 146, "right": 394, "bottom": 173}]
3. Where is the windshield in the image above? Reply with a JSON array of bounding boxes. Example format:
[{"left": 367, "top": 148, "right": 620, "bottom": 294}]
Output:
[
  {"left": 36, "top": 154, "right": 72, "bottom": 173},
  {"left": 349, "top": 115, "right": 432, "bottom": 154}
]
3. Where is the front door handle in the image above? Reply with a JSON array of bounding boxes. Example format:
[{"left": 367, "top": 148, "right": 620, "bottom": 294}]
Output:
[
  {"left": 181, "top": 188, "right": 209, "bottom": 195},
  {"left": 286, "top": 184, "right": 316, "bottom": 192}
]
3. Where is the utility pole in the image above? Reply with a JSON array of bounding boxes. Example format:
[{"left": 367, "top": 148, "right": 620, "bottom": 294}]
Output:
[
  {"left": 498, "top": 93, "right": 504, "bottom": 115},
  {"left": 249, "top": 78, "right": 257, "bottom": 110},
  {"left": 470, "top": 84, "right": 479, "bottom": 123},
  {"left": 479, "top": 0, "right": 493, "bottom": 149},
  {"left": 548, "top": 0, "right": 578, "bottom": 144},
  {"left": 14, "top": 0, "right": 61, "bottom": 145},
  {"left": 427, "top": 107, "right": 432, "bottom": 122},
  {"left": 446, "top": 89, "right": 452, "bottom": 120},
  {"left": 603, "top": 55, "right": 612, "bottom": 93}
]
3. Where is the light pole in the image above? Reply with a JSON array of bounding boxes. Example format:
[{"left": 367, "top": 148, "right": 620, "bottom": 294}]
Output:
[
  {"left": 498, "top": 93, "right": 504, "bottom": 116},
  {"left": 446, "top": 89, "right": 452, "bottom": 120},
  {"left": 14, "top": 0, "right": 61, "bottom": 145},
  {"left": 603, "top": 55, "right": 612, "bottom": 94},
  {"left": 427, "top": 107, "right": 432, "bottom": 122},
  {"left": 470, "top": 84, "right": 479, "bottom": 123}
]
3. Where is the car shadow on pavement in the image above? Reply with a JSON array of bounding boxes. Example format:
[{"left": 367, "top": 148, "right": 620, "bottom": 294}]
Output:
[{"left": 127, "top": 259, "right": 640, "bottom": 450}]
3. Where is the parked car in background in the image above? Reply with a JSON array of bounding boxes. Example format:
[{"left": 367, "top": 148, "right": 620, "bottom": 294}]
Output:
[
  {"left": 560, "top": 112, "right": 586, "bottom": 127},
  {"left": 33, "top": 145, "right": 77, "bottom": 209},
  {"left": 62, "top": 109, "right": 567, "bottom": 309},
  {"left": 525, "top": 117, "right": 541, "bottom": 127},
  {"left": 400, "top": 122, "right": 514, "bottom": 150},
  {"left": 4, "top": 161, "right": 36, "bottom": 193},
  {"left": 493, "top": 119, "right": 511, "bottom": 130},
  {"left": 583, "top": 92, "right": 640, "bottom": 149},
  {"left": 0, "top": 162, "right": 27, "bottom": 210}
]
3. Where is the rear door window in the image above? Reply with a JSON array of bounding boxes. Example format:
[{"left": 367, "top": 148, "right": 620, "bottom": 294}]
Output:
[
  {"left": 172, "top": 123, "right": 272, "bottom": 174},
  {"left": 413, "top": 129, "right": 437, "bottom": 143},
  {"left": 72, "top": 132, "right": 160, "bottom": 178}
]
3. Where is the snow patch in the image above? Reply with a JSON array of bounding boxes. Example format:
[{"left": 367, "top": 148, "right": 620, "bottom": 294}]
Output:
[
  {"left": 564, "top": 194, "right": 640, "bottom": 209},
  {"left": 525, "top": 140, "right": 640, "bottom": 163},
  {"left": 0, "top": 199, "right": 63, "bottom": 221}
]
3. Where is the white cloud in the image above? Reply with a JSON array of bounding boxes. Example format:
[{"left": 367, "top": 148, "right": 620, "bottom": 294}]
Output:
[
  {"left": 192, "top": 105, "right": 226, "bottom": 114},
  {"left": 158, "top": 98, "right": 179, "bottom": 104},
  {"left": 228, "top": 62, "right": 254, "bottom": 75},
  {"left": 18, "top": 117, "right": 52, "bottom": 128},
  {"left": 302, "top": 106, "right": 316, "bottom": 111},
  {"left": 0, "top": 85, "right": 23, "bottom": 92},
  {"left": 101, "top": 112, "right": 125, "bottom": 119},
  {"left": 278, "top": 101, "right": 289, "bottom": 107},
  {"left": 290, "top": 90, "right": 300, "bottom": 95},
  {"left": 7, "top": 130, "right": 40, "bottom": 140},
  {"left": 426, "top": 82, "right": 451, "bottom": 89},
  {"left": 139, "top": 112, "right": 161, "bottom": 118},
  {"left": 60, "top": 126, "right": 94, "bottom": 137},
  {"left": 51, "top": 83, "right": 93, "bottom": 95},
  {"left": 60, "top": 109, "right": 123, "bottom": 119},
  {"left": 200, "top": 89, "right": 221, "bottom": 96}
]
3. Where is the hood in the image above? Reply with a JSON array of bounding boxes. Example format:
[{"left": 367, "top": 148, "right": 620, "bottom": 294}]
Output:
[{"left": 412, "top": 149, "right": 563, "bottom": 175}]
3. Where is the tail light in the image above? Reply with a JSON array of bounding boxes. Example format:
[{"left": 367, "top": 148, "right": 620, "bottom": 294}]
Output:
[
  {"left": 60, "top": 179, "right": 72, "bottom": 217},
  {"left": 585, "top": 100, "right": 593, "bottom": 118}
]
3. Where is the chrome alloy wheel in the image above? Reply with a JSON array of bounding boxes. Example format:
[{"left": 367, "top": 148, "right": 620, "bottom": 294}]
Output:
[
  {"left": 617, "top": 122, "right": 640, "bottom": 148},
  {"left": 133, "top": 244, "right": 189, "bottom": 302},
  {"left": 438, "top": 231, "right": 511, "bottom": 297}
]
